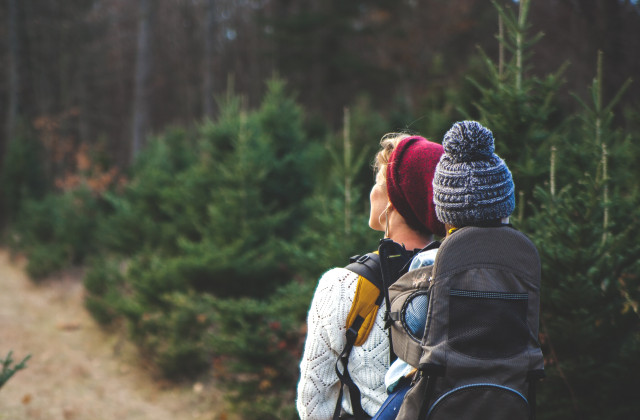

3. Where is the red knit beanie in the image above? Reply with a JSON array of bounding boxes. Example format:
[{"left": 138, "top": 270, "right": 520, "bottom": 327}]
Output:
[{"left": 386, "top": 136, "right": 446, "bottom": 237}]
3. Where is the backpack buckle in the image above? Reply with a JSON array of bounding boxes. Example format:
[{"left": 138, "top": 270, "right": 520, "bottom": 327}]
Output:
[
  {"left": 383, "top": 311, "right": 393, "bottom": 329},
  {"left": 349, "top": 254, "right": 371, "bottom": 264},
  {"left": 345, "top": 327, "right": 359, "bottom": 343}
]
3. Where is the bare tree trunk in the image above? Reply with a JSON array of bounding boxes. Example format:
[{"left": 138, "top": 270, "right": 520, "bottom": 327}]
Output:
[
  {"left": 6, "top": 0, "right": 21, "bottom": 146},
  {"left": 343, "top": 107, "right": 351, "bottom": 236},
  {"left": 2, "top": 0, "right": 22, "bottom": 224},
  {"left": 516, "top": 0, "right": 530, "bottom": 92},
  {"left": 203, "top": 0, "right": 216, "bottom": 119},
  {"left": 131, "top": 0, "right": 154, "bottom": 163},
  {"left": 498, "top": 14, "right": 504, "bottom": 79}
]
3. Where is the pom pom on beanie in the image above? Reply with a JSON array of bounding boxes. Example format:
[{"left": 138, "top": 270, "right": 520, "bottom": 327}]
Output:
[
  {"left": 442, "top": 121, "right": 494, "bottom": 162},
  {"left": 386, "top": 136, "right": 446, "bottom": 237},
  {"left": 432, "top": 121, "right": 515, "bottom": 226}
]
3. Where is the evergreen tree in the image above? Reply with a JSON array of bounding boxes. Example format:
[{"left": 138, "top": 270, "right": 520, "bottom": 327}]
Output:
[
  {"left": 528, "top": 53, "right": 640, "bottom": 420},
  {"left": 84, "top": 78, "right": 322, "bottom": 380},
  {"left": 0, "top": 128, "right": 48, "bottom": 224},
  {"left": 96, "top": 126, "right": 199, "bottom": 256},
  {"left": 465, "top": 0, "right": 567, "bottom": 219},
  {"left": 290, "top": 105, "right": 382, "bottom": 277},
  {"left": 207, "top": 280, "right": 314, "bottom": 420},
  {"left": 206, "top": 103, "right": 382, "bottom": 420}
]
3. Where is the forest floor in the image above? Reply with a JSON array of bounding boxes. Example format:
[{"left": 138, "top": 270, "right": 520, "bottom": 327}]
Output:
[{"left": 0, "top": 249, "right": 234, "bottom": 420}]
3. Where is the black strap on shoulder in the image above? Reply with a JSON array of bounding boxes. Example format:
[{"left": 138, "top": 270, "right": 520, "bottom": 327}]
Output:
[
  {"left": 333, "top": 315, "right": 370, "bottom": 420},
  {"left": 378, "top": 239, "right": 420, "bottom": 317},
  {"left": 378, "top": 238, "right": 418, "bottom": 363},
  {"left": 345, "top": 253, "right": 383, "bottom": 292}
]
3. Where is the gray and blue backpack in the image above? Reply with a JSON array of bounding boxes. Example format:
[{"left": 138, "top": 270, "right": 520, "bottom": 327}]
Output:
[{"left": 383, "top": 225, "right": 544, "bottom": 420}]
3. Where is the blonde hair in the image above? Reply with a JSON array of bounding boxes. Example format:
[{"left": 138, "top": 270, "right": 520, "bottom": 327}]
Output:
[{"left": 373, "top": 132, "right": 413, "bottom": 184}]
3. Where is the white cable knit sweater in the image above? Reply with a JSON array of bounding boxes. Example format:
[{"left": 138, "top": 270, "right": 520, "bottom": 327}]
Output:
[{"left": 296, "top": 267, "right": 390, "bottom": 420}]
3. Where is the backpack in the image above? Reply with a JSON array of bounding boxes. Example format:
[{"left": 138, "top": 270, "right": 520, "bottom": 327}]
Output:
[
  {"left": 334, "top": 241, "right": 424, "bottom": 420},
  {"left": 386, "top": 226, "right": 545, "bottom": 420}
]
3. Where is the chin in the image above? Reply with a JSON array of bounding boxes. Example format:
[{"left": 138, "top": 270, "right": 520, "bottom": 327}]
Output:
[{"left": 368, "top": 221, "right": 383, "bottom": 232}]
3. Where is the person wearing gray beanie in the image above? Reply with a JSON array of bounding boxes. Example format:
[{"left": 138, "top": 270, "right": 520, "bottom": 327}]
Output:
[{"left": 432, "top": 120, "right": 515, "bottom": 228}]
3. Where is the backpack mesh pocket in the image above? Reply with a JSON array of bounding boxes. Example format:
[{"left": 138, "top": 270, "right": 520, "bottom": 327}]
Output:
[
  {"left": 448, "top": 289, "right": 528, "bottom": 359},
  {"left": 402, "top": 291, "right": 430, "bottom": 341}
]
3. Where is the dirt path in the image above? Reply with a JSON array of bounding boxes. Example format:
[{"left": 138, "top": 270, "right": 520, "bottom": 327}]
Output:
[{"left": 0, "top": 250, "right": 231, "bottom": 420}]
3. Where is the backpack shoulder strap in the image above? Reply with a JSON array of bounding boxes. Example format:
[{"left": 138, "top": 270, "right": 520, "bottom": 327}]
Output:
[
  {"left": 344, "top": 253, "right": 384, "bottom": 346},
  {"left": 333, "top": 252, "right": 383, "bottom": 420},
  {"left": 346, "top": 253, "right": 383, "bottom": 288}
]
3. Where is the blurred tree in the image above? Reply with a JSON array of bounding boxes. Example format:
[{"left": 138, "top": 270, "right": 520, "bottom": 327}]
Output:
[
  {"left": 5, "top": 0, "right": 21, "bottom": 146},
  {"left": 82, "top": 79, "right": 323, "bottom": 387},
  {"left": 529, "top": 0, "right": 640, "bottom": 117},
  {"left": 1, "top": 0, "right": 638, "bottom": 179},
  {"left": 203, "top": 0, "right": 216, "bottom": 118},
  {"left": 131, "top": 0, "right": 154, "bottom": 162},
  {"left": 1, "top": 0, "right": 22, "bottom": 224},
  {"left": 0, "top": 128, "right": 47, "bottom": 223}
]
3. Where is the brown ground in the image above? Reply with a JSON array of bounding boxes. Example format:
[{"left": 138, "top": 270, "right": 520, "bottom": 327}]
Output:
[{"left": 0, "top": 250, "right": 234, "bottom": 420}]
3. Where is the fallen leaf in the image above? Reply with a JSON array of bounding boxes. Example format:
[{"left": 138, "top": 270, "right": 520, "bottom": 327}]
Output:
[{"left": 22, "top": 393, "right": 32, "bottom": 405}]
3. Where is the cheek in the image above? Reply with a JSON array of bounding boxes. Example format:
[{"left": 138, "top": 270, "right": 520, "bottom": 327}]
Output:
[
  {"left": 370, "top": 184, "right": 387, "bottom": 212},
  {"left": 369, "top": 183, "right": 388, "bottom": 231}
]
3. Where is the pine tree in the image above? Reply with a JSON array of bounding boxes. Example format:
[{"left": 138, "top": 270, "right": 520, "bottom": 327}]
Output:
[
  {"left": 85, "top": 78, "right": 322, "bottom": 381},
  {"left": 290, "top": 105, "right": 380, "bottom": 277},
  {"left": 528, "top": 53, "right": 640, "bottom": 420},
  {"left": 465, "top": 0, "right": 567, "bottom": 220},
  {"left": 206, "top": 103, "right": 382, "bottom": 420}
]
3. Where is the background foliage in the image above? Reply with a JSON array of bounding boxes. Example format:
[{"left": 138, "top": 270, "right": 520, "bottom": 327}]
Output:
[{"left": 2, "top": 1, "right": 640, "bottom": 419}]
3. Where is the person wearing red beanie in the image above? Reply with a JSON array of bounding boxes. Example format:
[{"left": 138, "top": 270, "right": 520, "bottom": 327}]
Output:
[
  {"left": 298, "top": 133, "right": 445, "bottom": 420},
  {"left": 371, "top": 135, "right": 446, "bottom": 241}
]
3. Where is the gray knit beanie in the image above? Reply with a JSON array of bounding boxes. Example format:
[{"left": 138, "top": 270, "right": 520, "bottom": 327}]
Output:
[{"left": 432, "top": 121, "right": 515, "bottom": 226}]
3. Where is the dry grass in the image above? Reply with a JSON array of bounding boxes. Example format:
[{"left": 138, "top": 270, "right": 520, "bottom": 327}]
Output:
[{"left": 0, "top": 250, "right": 236, "bottom": 420}]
